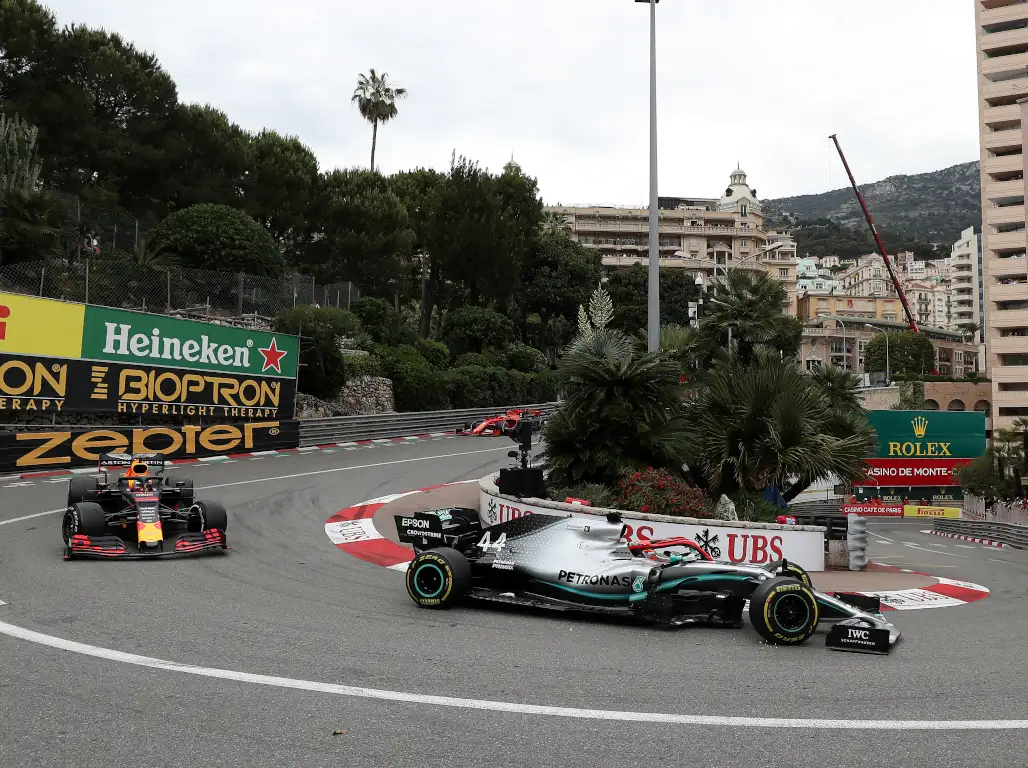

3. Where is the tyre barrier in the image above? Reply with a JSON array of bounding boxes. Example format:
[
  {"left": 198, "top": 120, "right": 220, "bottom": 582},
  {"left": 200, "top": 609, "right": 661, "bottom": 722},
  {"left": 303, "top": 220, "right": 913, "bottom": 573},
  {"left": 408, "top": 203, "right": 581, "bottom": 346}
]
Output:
[{"left": 933, "top": 517, "right": 1028, "bottom": 549}]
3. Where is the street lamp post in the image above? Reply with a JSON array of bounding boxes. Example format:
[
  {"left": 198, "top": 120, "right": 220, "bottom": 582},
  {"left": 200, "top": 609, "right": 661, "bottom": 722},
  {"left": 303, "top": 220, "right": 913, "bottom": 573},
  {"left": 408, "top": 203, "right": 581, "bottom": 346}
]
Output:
[
  {"left": 836, "top": 318, "right": 849, "bottom": 371},
  {"left": 637, "top": 0, "right": 660, "bottom": 352},
  {"left": 865, "top": 324, "right": 890, "bottom": 385}
]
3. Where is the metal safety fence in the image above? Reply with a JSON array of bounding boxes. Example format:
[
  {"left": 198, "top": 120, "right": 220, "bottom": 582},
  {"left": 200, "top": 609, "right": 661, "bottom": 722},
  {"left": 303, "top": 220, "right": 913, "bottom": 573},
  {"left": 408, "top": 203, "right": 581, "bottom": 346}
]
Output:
[
  {"left": 933, "top": 517, "right": 1028, "bottom": 549},
  {"left": 298, "top": 403, "right": 560, "bottom": 446},
  {"left": 0, "top": 259, "right": 359, "bottom": 322}
]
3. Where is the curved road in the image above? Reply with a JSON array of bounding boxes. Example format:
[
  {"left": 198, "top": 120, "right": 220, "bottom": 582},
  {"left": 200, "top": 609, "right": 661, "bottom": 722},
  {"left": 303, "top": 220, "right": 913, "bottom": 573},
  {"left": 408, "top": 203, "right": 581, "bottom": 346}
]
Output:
[{"left": 0, "top": 438, "right": 1026, "bottom": 767}]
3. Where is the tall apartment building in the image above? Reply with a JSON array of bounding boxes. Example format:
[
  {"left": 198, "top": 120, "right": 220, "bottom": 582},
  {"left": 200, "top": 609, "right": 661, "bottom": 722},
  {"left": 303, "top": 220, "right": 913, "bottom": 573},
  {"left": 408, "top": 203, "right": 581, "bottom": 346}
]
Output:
[
  {"left": 975, "top": 0, "right": 1028, "bottom": 428},
  {"left": 545, "top": 167, "right": 800, "bottom": 314},
  {"left": 949, "top": 225, "right": 986, "bottom": 367}
]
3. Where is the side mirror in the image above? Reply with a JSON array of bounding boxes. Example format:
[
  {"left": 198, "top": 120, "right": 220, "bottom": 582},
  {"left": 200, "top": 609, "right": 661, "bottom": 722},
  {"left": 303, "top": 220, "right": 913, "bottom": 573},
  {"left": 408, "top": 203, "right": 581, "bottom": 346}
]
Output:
[
  {"left": 507, "top": 451, "right": 518, "bottom": 458},
  {"left": 176, "top": 481, "right": 185, "bottom": 487}
]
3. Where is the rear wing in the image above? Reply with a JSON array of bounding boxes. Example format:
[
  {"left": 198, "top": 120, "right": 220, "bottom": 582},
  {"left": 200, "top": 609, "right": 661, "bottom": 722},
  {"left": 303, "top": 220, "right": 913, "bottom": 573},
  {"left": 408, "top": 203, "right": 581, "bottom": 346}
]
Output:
[
  {"left": 98, "top": 452, "right": 168, "bottom": 473},
  {"left": 394, "top": 508, "right": 481, "bottom": 552}
]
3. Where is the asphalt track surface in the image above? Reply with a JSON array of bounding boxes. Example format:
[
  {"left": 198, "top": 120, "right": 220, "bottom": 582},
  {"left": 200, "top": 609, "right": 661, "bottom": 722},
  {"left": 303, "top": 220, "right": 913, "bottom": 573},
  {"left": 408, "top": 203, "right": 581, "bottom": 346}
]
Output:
[{"left": 1, "top": 438, "right": 1027, "bottom": 768}]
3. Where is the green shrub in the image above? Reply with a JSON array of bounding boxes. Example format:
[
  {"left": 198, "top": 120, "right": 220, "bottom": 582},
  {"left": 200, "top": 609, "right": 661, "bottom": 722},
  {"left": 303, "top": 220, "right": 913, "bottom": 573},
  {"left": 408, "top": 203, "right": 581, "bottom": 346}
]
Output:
[
  {"left": 447, "top": 365, "right": 492, "bottom": 408},
  {"left": 274, "top": 305, "right": 360, "bottom": 399},
  {"left": 455, "top": 352, "right": 492, "bottom": 368},
  {"left": 529, "top": 370, "right": 560, "bottom": 403},
  {"left": 375, "top": 344, "right": 449, "bottom": 411},
  {"left": 416, "top": 339, "right": 450, "bottom": 369},
  {"left": 341, "top": 353, "right": 382, "bottom": 380},
  {"left": 505, "top": 343, "right": 547, "bottom": 373},
  {"left": 614, "top": 468, "right": 711, "bottom": 519},
  {"left": 442, "top": 307, "right": 516, "bottom": 356},
  {"left": 351, "top": 297, "right": 395, "bottom": 343}
]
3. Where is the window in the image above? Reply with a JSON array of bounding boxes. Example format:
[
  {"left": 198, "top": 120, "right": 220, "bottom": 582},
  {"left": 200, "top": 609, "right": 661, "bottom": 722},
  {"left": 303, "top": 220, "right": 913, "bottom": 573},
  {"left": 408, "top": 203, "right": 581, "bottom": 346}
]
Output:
[
  {"left": 778, "top": 268, "right": 788, "bottom": 278},
  {"left": 741, "top": 239, "right": 748, "bottom": 246},
  {"left": 740, "top": 204, "right": 748, "bottom": 217}
]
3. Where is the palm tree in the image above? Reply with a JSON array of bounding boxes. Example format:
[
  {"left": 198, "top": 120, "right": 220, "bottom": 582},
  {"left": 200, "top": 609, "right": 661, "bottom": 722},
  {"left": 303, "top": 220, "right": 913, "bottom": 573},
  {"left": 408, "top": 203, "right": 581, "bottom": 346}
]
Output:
[
  {"left": 697, "top": 270, "right": 803, "bottom": 366},
  {"left": 541, "top": 326, "right": 691, "bottom": 488},
  {"left": 351, "top": 69, "right": 407, "bottom": 172},
  {"left": 681, "top": 350, "right": 875, "bottom": 499},
  {"left": 0, "top": 186, "right": 65, "bottom": 265}
]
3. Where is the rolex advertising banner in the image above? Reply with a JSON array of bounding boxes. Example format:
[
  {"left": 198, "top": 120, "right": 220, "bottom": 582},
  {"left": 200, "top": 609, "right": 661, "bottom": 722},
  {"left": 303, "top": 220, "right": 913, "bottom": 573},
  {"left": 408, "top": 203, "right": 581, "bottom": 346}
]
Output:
[
  {"left": 866, "top": 411, "right": 987, "bottom": 460},
  {"left": 854, "top": 410, "right": 987, "bottom": 489},
  {"left": 0, "top": 292, "right": 299, "bottom": 420},
  {"left": 0, "top": 420, "right": 300, "bottom": 472}
]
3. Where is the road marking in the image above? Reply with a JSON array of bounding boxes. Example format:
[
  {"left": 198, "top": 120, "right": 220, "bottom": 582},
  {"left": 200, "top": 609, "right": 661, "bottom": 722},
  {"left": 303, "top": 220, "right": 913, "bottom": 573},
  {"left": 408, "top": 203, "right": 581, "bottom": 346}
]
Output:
[
  {"left": 955, "top": 544, "right": 976, "bottom": 549},
  {"left": 0, "top": 447, "right": 514, "bottom": 527},
  {"left": 0, "top": 508, "right": 65, "bottom": 527},
  {"left": 0, "top": 617, "right": 1021, "bottom": 730},
  {"left": 871, "top": 533, "right": 894, "bottom": 544},
  {"left": 988, "top": 558, "right": 1013, "bottom": 565},
  {"left": 902, "top": 542, "right": 969, "bottom": 559}
]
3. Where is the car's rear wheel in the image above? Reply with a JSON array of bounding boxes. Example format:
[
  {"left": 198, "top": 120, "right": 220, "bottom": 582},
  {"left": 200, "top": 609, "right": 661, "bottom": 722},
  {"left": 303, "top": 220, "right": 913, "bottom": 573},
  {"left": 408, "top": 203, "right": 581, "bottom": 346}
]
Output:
[
  {"left": 62, "top": 502, "right": 106, "bottom": 545},
  {"left": 748, "top": 576, "right": 819, "bottom": 645},
  {"left": 67, "top": 476, "right": 100, "bottom": 506},
  {"left": 164, "top": 476, "right": 195, "bottom": 506},
  {"left": 405, "top": 547, "right": 471, "bottom": 608},
  {"left": 187, "top": 500, "right": 228, "bottom": 532}
]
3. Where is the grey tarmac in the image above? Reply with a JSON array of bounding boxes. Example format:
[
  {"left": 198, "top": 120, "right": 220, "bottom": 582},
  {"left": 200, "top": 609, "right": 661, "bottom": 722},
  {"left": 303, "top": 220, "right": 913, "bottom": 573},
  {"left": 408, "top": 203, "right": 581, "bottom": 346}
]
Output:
[{"left": 0, "top": 437, "right": 1025, "bottom": 768}]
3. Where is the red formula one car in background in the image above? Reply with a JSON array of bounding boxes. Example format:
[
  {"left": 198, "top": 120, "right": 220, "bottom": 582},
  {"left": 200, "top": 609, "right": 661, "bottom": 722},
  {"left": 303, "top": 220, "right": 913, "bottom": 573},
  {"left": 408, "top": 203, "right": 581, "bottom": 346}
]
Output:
[{"left": 458, "top": 408, "right": 544, "bottom": 436}]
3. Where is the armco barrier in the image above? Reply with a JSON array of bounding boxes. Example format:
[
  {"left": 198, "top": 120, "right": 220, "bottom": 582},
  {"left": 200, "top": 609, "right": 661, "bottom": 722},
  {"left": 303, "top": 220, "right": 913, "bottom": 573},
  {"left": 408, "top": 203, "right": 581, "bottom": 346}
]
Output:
[
  {"left": 477, "top": 473, "right": 827, "bottom": 572},
  {"left": 298, "top": 403, "right": 559, "bottom": 446},
  {"left": 933, "top": 517, "right": 1028, "bottom": 549}
]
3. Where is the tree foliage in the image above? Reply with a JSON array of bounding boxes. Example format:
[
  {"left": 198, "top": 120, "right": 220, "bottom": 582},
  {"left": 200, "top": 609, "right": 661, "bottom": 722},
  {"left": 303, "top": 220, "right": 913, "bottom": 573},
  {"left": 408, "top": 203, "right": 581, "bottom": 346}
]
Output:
[
  {"left": 864, "top": 331, "right": 936, "bottom": 376},
  {"left": 153, "top": 203, "right": 285, "bottom": 276}
]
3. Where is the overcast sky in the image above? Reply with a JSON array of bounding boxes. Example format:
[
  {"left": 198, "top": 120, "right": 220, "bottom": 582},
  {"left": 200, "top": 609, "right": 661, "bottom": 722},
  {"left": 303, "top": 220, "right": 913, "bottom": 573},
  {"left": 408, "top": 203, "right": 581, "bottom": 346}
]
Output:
[{"left": 46, "top": 0, "right": 979, "bottom": 206}]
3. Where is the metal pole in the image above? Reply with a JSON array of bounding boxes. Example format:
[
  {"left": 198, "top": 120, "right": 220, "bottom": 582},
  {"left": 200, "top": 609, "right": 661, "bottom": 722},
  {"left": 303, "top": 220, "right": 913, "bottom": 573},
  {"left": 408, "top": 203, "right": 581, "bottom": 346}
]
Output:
[
  {"left": 885, "top": 332, "right": 890, "bottom": 383},
  {"left": 84, "top": 259, "right": 89, "bottom": 304},
  {"left": 646, "top": 0, "right": 660, "bottom": 352}
]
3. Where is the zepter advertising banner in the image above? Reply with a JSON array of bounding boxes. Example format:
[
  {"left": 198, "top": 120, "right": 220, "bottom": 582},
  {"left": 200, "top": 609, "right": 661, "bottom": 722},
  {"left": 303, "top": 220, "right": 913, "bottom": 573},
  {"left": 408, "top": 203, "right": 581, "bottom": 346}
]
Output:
[{"left": 0, "top": 421, "right": 300, "bottom": 472}]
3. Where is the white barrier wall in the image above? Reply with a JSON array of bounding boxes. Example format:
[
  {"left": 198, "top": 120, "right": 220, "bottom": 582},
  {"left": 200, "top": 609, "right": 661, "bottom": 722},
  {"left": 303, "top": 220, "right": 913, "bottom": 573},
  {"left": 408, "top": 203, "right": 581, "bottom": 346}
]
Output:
[{"left": 479, "top": 474, "right": 827, "bottom": 572}]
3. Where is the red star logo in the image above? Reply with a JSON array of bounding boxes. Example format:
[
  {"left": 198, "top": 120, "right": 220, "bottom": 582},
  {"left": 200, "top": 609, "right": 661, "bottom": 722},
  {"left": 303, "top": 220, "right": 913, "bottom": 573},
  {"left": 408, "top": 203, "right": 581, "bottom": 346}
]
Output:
[{"left": 258, "top": 337, "right": 287, "bottom": 373}]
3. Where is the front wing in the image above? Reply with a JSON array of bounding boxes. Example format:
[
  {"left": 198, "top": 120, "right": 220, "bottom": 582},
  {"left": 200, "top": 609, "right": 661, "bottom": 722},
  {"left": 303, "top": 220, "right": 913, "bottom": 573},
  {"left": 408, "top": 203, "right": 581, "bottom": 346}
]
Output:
[{"left": 65, "top": 529, "right": 227, "bottom": 560}]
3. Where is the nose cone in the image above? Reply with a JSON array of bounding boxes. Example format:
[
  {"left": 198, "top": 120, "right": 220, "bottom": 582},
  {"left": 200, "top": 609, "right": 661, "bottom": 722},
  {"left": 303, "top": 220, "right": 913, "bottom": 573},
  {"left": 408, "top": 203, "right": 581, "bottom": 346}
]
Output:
[{"left": 137, "top": 521, "right": 163, "bottom": 544}]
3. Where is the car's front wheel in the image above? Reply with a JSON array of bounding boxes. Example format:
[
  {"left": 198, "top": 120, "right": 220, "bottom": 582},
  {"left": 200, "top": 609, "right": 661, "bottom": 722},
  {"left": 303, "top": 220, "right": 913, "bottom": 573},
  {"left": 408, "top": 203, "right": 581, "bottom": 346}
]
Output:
[
  {"left": 748, "top": 576, "right": 819, "bottom": 645},
  {"left": 187, "top": 500, "right": 228, "bottom": 533},
  {"left": 405, "top": 547, "right": 471, "bottom": 608},
  {"left": 62, "top": 502, "right": 106, "bottom": 545},
  {"left": 777, "top": 561, "right": 812, "bottom": 588}
]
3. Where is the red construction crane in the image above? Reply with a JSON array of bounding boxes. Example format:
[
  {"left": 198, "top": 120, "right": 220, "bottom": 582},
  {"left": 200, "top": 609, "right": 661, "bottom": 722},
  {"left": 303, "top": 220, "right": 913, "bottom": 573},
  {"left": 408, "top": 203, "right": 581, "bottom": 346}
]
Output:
[{"left": 829, "top": 134, "right": 920, "bottom": 333}]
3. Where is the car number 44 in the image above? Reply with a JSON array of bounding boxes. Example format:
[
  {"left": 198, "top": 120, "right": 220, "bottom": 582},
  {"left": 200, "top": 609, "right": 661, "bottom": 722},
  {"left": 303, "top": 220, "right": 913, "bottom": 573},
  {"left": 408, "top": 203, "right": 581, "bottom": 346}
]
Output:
[{"left": 478, "top": 532, "right": 507, "bottom": 552}]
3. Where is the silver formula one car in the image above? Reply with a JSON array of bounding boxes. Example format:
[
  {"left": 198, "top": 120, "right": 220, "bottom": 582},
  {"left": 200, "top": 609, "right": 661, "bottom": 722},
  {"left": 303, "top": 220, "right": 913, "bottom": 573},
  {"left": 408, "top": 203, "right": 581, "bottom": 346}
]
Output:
[{"left": 395, "top": 508, "right": 899, "bottom": 654}]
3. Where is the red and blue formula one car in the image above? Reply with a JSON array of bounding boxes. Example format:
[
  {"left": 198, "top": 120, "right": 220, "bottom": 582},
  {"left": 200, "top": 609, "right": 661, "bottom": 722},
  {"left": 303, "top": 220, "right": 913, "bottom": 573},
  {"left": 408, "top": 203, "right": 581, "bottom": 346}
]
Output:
[
  {"left": 458, "top": 408, "right": 544, "bottom": 436},
  {"left": 60, "top": 452, "right": 228, "bottom": 560}
]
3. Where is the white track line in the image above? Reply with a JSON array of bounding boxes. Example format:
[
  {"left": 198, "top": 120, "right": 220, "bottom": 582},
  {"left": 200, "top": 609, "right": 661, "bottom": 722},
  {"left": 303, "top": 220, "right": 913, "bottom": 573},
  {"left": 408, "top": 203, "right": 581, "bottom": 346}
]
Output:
[
  {"left": 0, "top": 618, "right": 1024, "bottom": 730},
  {"left": 0, "top": 447, "right": 513, "bottom": 527}
]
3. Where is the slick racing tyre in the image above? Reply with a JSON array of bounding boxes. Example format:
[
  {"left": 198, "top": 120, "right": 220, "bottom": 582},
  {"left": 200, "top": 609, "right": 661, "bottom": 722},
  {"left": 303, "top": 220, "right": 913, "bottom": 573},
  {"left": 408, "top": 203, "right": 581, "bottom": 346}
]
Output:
[
  {"left": 748, "top": 576, "right": 819, "bottom": 645},
  {"left": 188, "top": 500, "right": 228, "bottom": 532},
  {"left": 67, "top": 476, "right": 101, "bottom": 506},
  {"left": 62, "top": 502, "right": 106, "bottom": 545},
  {"left": 778, "top": 561, "right": 812, "bottom": 588},
  {"left": 406, "top": 547, "right": 471, "bottom": 608}
]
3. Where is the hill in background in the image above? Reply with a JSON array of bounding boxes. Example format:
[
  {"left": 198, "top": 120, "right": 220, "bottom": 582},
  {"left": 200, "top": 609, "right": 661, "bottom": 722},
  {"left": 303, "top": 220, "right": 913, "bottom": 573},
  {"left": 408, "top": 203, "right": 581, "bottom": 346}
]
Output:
[{"left": 764, "top": 161, "right": 982, "bottom": 249}]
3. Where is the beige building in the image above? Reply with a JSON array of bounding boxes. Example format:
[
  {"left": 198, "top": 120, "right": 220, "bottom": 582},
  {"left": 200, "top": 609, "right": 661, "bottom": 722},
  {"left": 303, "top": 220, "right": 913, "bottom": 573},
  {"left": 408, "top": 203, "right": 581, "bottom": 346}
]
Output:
[
  {"left": 975, "top": 0, "right": 1028, "bottom": 428},
  {"left": 800, "top": 317, "right": 979, "bottom": 379},
  {"left": 545, "top": 167, "right": 800, "bottom": 314},
  {"left": 949, "top": 226, "right": 985, "bottom": 344}
]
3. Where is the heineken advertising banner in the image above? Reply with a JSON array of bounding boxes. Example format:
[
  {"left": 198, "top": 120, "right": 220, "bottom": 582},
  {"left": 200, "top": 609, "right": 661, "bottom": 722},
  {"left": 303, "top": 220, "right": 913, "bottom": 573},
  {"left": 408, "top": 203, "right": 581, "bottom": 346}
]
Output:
[
  {"left": 0, "top": 353, "right": 294, "bottom": 419},
  {"left": 0, "top": 420, "right": 300, "bottom": 472},
  {"left": 0, "top": 292, "right": 299, "bottom": 419}
]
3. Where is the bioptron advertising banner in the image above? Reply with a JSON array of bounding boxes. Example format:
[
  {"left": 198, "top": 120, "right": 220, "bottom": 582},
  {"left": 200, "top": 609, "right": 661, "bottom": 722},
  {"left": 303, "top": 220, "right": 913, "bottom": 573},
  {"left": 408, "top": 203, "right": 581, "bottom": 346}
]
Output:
[
  {"left": 852, "top": 410, "right": 986, "bottom": 518},
  {"left": 0, "top": 292, "right": 301, "bottom": 470}
]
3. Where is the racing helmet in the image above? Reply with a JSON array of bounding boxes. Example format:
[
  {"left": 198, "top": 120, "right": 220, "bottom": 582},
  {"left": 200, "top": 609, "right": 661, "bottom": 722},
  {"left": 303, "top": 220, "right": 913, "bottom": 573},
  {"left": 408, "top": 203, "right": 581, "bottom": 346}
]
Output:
[{"left": 124, "top": 459, "right": 151, "bottom": 489}]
